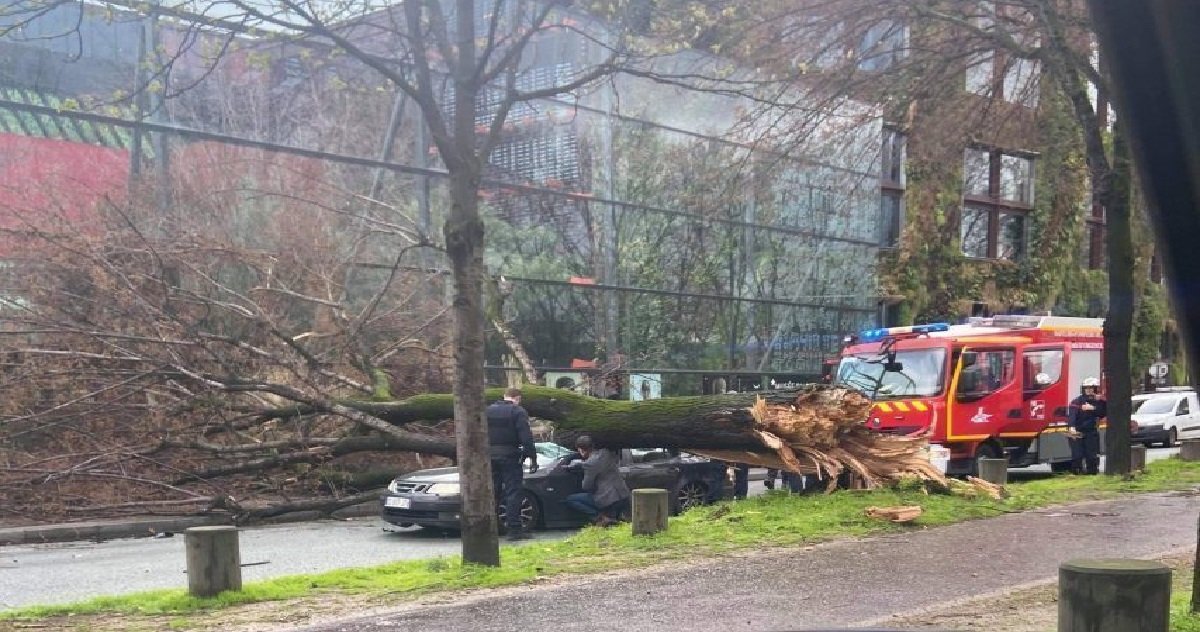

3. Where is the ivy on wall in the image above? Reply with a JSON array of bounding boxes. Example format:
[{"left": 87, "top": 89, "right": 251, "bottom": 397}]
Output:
[{"left": 881, "top": 82, "right": 1172, "bottom": 385}]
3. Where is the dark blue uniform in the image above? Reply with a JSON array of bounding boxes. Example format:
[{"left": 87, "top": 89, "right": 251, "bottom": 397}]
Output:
[
  {"left": 1067, "top": 393, "right": 1106, "bottom": 474},
  {"left": 486, "top": 399, "right": 536, "bottom": 531}
]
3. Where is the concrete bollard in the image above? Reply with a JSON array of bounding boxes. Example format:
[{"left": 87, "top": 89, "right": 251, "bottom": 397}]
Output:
[
  {"left": 977, "top": 458, "right": 1008, "bottom": 485},
  {"left": 1059, "top": 558, "right": 1170, "bottom": 632},
  {"left": 185, "top": 526, "right": 242, "bottom": 597},
  {"left": 1182, "top": 439, "right": 1200, "bottom": 462},
  {"left": 1131, "top": 445, "right": 1147, "bottom": 472},
  {"left": 631, "top": 488, "right": 669, "bottom": 536}
]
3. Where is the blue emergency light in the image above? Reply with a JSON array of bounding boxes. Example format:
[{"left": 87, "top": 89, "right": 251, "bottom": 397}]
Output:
[{"left": 855, "top": 322, "right": 950, "bottom": 343}]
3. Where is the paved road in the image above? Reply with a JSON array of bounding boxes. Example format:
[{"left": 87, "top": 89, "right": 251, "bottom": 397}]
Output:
[
  {"left": 300, "top": 489, "right": 1200, "bottom": 632},
  {"left": 0, "top": 519, "right": 570, "bottom": 610},
  {"left": 1010, "top": 445, "right": 1178, "bottom": 478}
]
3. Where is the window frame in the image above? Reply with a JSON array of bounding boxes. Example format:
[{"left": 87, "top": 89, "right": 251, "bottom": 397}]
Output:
[
  {"left": 960, "top": 146, "right": 1035, "bottom": 260},
  {"left": 880, "top": 126, "right": 907, "bottom": 248}
]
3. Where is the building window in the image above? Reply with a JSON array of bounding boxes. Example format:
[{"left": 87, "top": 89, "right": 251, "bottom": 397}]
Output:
[
  {"left": 966, "top": 52, "right": 995, "bottom": 96},
  {"left": 998, "top": 212, "right": 1025, "bottom": 260},
  {"left": 1002, "top": 55, "right": 1041, "bottom": 107},
  {"left": 961, "top": 147, "right": 1034, "bottom": 260},
  {"left": 880, "top": 127, "right": 906, "bottom": 247},
  {"left": 858, "top": 21, "right": 908, "bottom": 72},
  {"left": 961, "top": 205, "right": 991, "bottom": 258},
  {"left": 999, "top": 154, "right": 1034, "bottom": 204},
  {"left": 964, "top": 147, "right": 991, "bottom": 196}
]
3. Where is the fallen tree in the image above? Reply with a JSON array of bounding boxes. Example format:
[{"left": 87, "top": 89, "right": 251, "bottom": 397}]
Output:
[{"left": 331, "top": 383, "right": 946, "bottom": 489}]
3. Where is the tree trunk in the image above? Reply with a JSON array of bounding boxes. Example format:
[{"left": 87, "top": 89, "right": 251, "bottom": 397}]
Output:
[
  {"left": 445, "top": 168, "right": 497, "bottom": 565},
  {"left": 361, "top": 384, "right": 944, "bottom": 489},
  {"left": 1104, "top": 123, "right": 1135, "bottom": 476}
]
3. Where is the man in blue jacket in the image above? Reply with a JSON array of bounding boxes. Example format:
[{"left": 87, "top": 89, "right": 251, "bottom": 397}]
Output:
[
  {"left": 1068, "top": 377, "right": 1107, "bottom": 475},
  {"left": 487, "top": 388, "right": 537, "bottom": 540}
]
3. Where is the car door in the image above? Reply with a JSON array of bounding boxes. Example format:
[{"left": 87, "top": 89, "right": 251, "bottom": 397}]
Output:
[
  {"left": 949, "top": 347, "right": 1022, "bottom": 442},
  {"left": 622, "top": 448, "right": 681, "bottom": 492},
  {"left": 1181, "top": 394, "right": 1200, "bottom": 439}
]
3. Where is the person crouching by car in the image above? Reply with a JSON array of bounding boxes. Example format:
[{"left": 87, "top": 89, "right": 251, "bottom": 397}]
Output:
[{"left": 563, "top": 436, "right": 630, "bottom": 527}]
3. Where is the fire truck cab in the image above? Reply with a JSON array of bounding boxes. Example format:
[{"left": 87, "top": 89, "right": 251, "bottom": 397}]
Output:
[{"left": 835, "top": 315, "right": 1106, "bottom": 475}]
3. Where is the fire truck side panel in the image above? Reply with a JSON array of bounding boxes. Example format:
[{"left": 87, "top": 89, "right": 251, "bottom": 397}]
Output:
[{"left": 838, "top": 316, "right": 1106, "bottom": 473}]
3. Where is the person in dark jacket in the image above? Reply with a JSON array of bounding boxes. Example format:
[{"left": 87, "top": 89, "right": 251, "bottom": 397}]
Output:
[
  {"left": 1068, "top": 377, "right": 1107, "bottom": 475},
  {"left": 563, "top": 436, "right": 631, "bottom": 526},
  {"left": 487, "top": 387, "right": 537, "bottom": 540}
]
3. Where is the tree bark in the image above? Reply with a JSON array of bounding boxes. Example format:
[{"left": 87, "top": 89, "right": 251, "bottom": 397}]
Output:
[
  {"left": 1103, "top": 122, "right": 1135, "bottom": 476},
  {"left": 365, "top": 385, "right": 797, "bottom": 449},
  {"left": 445, "top": 0, "right": 497, "bottom": 564}
]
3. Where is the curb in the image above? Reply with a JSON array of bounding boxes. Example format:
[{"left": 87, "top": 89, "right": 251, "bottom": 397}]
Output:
[{"left": 0, "top": 501, "right": 379, "bottom": 547}]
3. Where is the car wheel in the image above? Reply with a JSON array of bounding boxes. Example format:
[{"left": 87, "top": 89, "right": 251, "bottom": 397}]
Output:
[
  {"left": 498, "top": 492, "right": 541, "bottom": 531},
  {"left": 1144, "top": 441, "right": 1154, "bottom": 448},
  {"left": 1165, "top": 428, "right": 1178, "bottom": 449},
  {"left": 676, "top": 481, "right": 709, "bottom": 512}
]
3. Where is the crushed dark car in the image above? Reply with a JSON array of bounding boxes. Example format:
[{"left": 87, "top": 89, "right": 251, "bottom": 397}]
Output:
[{"left": 380, "top": 444, "right": 730, "bottom": 531}]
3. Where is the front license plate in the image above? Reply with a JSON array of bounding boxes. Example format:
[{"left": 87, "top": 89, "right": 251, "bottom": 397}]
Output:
[{"left": 386, "top": 497, "right": 411, "bottom": 509}]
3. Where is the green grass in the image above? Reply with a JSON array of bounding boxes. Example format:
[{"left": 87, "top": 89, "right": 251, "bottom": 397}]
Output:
[
  {"left": 7, "top": 458, "right": 1200, "bottom": 622},
  {"left": 1172, "top": 554, "right": 1200, "bottom": 632}
]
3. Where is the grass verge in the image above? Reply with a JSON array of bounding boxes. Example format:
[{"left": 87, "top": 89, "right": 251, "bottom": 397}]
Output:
[
  {"left": 1173, "top": 558, "right": 1200, "bottom": 632},
  {"left": 6, "top": 458, "right": 1200, "bottom": 623}
]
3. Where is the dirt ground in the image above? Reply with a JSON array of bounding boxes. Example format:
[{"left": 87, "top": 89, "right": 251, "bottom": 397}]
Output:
[{"left": 879, "top": 552, "right": 1194, "bottom": 632}]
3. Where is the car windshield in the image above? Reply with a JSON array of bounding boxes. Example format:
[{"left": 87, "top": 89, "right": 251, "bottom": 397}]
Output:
[
  {"left": 1135, "top": 397, "right": 1178, "bottom": 415},
  {"left": 836, "top": 348, "right": 947, "bottom": 399}
]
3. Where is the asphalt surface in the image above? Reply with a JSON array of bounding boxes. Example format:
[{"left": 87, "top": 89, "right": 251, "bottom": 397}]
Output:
[
  {"left": 0, "top": 519, "right": 570, "bottom": 610},
  {"left": 299, "top": 490, "right": 1200, "bottom": 632}
]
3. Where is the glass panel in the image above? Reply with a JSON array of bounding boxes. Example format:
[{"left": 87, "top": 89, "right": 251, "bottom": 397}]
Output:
[
  {"left": 1000, "top": 154, "right": 1034, "bottom": 203},
  {"left": 882, "top": 128, "right": 906, "bottom": 185},
  {"left": 965, "top": 51, "right": 995, "bottom": 95},
  {"left": 959, "top": 349, "right": 1016, "bottom": 396},
  {"left": 880, "top": 190, "right": 903, "bottom": 248},
  {"left": 858, "top": 21, "right": 907, "bottom": 72},
  {"left": 998, "top": 212, "right": 1025, "bottom": 260},
  {"left": 836, "top": 348, "right": 947, "bottom": 398},
  {"left": 961, "top": 206, "right": 991, "bottom": 258},
  {"left": 1003, "top": 57, "right": 1041, "bottom": 107},
  {"left": 1022, "top": 349, "right": 1064, "bottom": 391},
  {"left": 963, "top": 148, "right": 991, "bottom": 196}
]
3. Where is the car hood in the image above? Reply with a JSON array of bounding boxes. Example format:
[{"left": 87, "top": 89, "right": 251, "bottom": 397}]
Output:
[
  {"left": 1132, "top": 413, "right": 1170, "bottom": 425},
  {"left": 397, "top": 467, "right": 460, "bottom": 484}
]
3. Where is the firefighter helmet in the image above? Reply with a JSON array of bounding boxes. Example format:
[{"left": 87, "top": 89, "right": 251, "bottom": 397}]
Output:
[{"left": 1081, "top": 377, "right": 1101, "bottom": 390}]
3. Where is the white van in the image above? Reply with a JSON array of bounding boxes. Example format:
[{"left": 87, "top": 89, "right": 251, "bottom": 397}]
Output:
[{"left": 1131, "top": 390, "right": 1200, "bottom": 447}]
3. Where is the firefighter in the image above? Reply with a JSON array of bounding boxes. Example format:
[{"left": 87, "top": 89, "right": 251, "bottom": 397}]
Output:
[{"left": 1067, "top": 377, "right": 1107, "bottom": 475}]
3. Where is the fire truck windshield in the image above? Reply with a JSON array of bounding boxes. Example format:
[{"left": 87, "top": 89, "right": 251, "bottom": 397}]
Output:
[{"left": 835, "top": 348, "right": 947, "bottom": 399}]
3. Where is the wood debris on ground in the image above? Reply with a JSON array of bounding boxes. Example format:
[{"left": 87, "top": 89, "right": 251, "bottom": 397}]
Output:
[{"left": 864, "top": 505, "right": 923, "bottom": 522}]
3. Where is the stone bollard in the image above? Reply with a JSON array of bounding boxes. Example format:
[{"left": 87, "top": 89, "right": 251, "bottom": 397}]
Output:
[
  {"left": 977, "top": 458, "right": 1008, "bottom": 485},
  {"left": 631, "top": 488, "right": 669, "bottom": 536},
  {"left": 1059, "top": 559, "right": 1170, "bottom": 632},
  {"left": 185, "top": 526, "right": 242, "bottom": 597},
  {"left": 1131, "top": 445, "right": 1147, "bottom": 472},
  {"left": 1182, "top": 439, "right": 1200, "bottom": 462}
]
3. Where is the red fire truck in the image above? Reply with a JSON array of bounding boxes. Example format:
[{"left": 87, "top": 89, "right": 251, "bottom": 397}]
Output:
[{"left": 835, "top": 315, "right": 1106, "bottom": 475}]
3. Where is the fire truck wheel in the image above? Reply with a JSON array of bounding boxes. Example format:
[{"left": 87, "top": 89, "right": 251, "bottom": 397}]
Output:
[{"left": 971, "top": 442, "right": 1004, "bottom": 476}]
